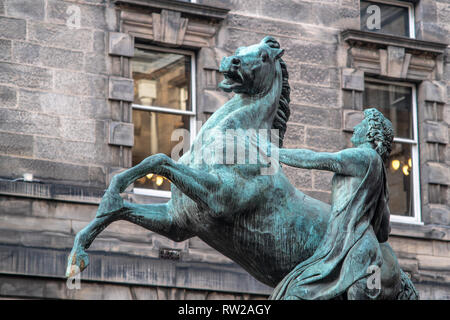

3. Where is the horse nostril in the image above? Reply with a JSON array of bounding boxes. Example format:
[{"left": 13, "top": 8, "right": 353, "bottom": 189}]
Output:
[{"left": 231, "top": 58, "right": 240, "bottom": 66}]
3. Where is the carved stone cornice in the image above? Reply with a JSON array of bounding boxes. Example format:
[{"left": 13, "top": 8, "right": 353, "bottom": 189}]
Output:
[
  {"left": 342, "top": 30, "right": 448, "bottom": 55},
  {"left": 118, "top": 2, "right": 228, "bottom": 48},
  {"left": 341, "top": 30, "right": 447, "bottom": 81},
  {"left": 114, "top": 0, "right": 229, "bottom": 21}
]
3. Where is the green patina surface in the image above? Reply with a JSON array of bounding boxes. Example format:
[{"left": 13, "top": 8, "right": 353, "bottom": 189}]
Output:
[{"left": 66, "top": 37, "right": 418, "bottom": 300}]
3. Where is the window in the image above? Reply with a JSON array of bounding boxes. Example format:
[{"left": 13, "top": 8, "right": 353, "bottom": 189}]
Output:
[
  {"left": 363, "top": 79, "right": 421, "bottom": 223},
  {"left": 131, "top": 45, "right": 196, "bottom": 197},
  {"left": 360, "top": 0, "right": 415, "bottom": 38}
]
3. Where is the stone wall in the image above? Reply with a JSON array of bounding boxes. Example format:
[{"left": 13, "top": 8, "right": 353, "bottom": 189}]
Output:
[{"left": 0, "top": 0, "right": 449, "bottom": 300}]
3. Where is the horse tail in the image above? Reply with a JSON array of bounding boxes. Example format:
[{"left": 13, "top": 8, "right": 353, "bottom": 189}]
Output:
[{"left": 396, "top": 269, "right": 419, "bottom": 300}]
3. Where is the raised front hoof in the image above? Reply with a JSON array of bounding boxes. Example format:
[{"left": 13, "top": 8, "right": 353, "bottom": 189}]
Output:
[
  {"left": 96, "top": 190, "right": 124, "bottom": 218},
  {"left": 66, "top": 248, "right": 89, "bottom": 278}
]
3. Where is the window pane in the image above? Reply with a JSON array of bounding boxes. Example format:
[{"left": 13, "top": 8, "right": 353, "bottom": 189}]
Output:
[
  {"left": 360, "top": 1, "right": 410, "bottom": 37},
  {"left": 132, "top": 48, "right": 191, "bottom": 111},
  {"left": 363, "top": 82, "right": 413, "bottom": 139},
  {"left": 132, "top": 109, "right": 190, "bottom": 191},
  {"left": 386, "top": 142, "right": 414, "bottom": 217}
]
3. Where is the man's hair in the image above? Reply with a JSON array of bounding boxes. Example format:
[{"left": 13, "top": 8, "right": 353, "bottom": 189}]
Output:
[{"left": 364, "top": 108, "right": 394, "bottom": 161}]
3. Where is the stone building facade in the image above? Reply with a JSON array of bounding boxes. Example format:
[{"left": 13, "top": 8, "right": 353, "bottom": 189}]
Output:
[{"left": 0, "top": 0, "right": 449, "bottom": 299}]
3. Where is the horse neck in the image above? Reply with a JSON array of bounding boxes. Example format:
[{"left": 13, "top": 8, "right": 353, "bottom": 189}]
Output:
[
  {"left": 197, "top": 64, "right": 283, "bottom": 137},
  {"left": 233, "top": 66, "right": 283, "bottom": 131}
]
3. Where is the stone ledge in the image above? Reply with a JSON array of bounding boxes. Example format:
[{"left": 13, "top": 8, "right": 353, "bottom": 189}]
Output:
[
  {"left": 114, "top": 0, "right": 230, "bottom": 21},
  {"left": 0, "top": 180, "right": 104, "bottom": 205},
  {"left": 0, "top": 244, "right": 272, "bottom": 295},
  {"left": 341, "top": 29, "right": 448, "bottom": 55},
  {"left": 390, "top": 222, "right": 450, "bottom": 242}
]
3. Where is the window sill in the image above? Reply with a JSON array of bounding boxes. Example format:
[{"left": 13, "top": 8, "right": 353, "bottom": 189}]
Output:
[
  {"left": 390, "top": 221, "right": 450, "bottom": 241},
  {"left": 341, "top": 29, "right": 448, "bottom": 55}
]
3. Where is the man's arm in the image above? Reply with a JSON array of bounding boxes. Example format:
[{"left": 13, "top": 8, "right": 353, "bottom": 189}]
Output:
[{"left": 279, "top": 148, "right": 370, "bottom": 177}]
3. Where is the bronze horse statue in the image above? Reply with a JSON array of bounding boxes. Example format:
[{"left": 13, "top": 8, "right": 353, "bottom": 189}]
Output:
[{"left": 67, "top": 37, "right": 417, "bottom": 299}]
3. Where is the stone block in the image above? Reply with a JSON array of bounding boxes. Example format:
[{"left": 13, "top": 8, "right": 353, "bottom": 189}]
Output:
[
  {"left": 428, "top": 205, "right": 450, "bottom": 226},
  {"left": 290, "top": 84, "right": 339, "bottom": 107},
  {"left": 89, "top": 165, "right": 106, "bottom": 187},
  {"left": 426, "top": 162, "right": 449, "bottom": 185},
  {"left": 199, "top": 47, "right": 218, "bottom": 70},
  {"left": 282, "top": 166, "right": 312, "bottom": 190},
  {"left": 313, "top": 170, "right": 333, "bottom": 191},
  {"left": 416, "top": 21, "right": 448, "bottom": 44},
  {"left": 424, "top": 121, "right": 449, "bottom": 144},
  {"left": 131, "top": 286, "right": 158, "bottom": 300},
  {"left": 283, "top": 123, "right": 305, "bottom": 147},
  {"left": 94, "top": 31, "right": 106, "bottom": 52},
  {"left": 202, "top": 90, "right": 229, "bottom": 113},
  {"left": 285, "top": 40, "right": 337, "bottom": 66},
  {"left": 306, "top": 127, "right": 345, "bottom": 152},
  {"left": 341, "top": 68, "right": 364, "bottom": 91},
  {"left": 343, "top": 109, "right": 364, "bottom": 132},
  {"left": 54, "top": 71, "right": 106, "bottom": 98},
  {"left": 297, "top": 65, "right": 330, "bottom": 86},
  {"left": 0, "top": 196, "right": 32, "bottom": 217},
  {"left": 0, "top": 39, "right": 11, "bottom": 61},
  {"left": 108, "top": 121, "right": 134, "bottom": 147},
  {"left": 108, "top": 32, "right": 134, "bottom": 57},
  {"left": 421, "top": 81, "right": 447, "bottom": 103},
  {"left": 31, "top": 200, "right": 96, "bottom": 222},
  {"left": 0, "top": 17, "right": 26, "bottom": 40},
  {"left": 28, "top": 21, "right": 92, "bottom": 51},
  {"left": 6, "top": 0, "right": 45, "bottom": 20},
  {"left": 0, "top": 62, "right": 52, "bottom": 90},
  {"left": 84, "top": 52, "right": 107, "bottom": 74},
  {"left": 303, "top": 190, "right": 331, "bottom": 204},
  {"left": 311, "top": 3, "right": 359, "bottom": 29},
  {"left": 342, "top": 90, "right": 363, "bottom": 110},
  {"left": 18, "top": 90, "right": 83, "bottom": 116},
  {"left": 13, "top": 42, "right": 84, "bottom": 70},
  {"left": 0, "top": 155, "right": 92, "bottom": 185},
  {"left": 47, "top": 0, "right": 107, "bottom": 30},
  {"left": 290, "top": 105, "right": 341, "bottom": 129},
  {"left": 387, "top": 46, "right": 407, "bottom": 78},
  {"left": 34, "top": 137, "right": 98, "bottom": 164},
  {"left": 108, "top": 77, "right": 134, "bottom": 102},
  {"left": 0, "top": 108, "right": 59, "bottom": 137},
  {"left": 59, "top": 118, "right": 96, "bottom": 143},
  {"left": 0, "top": 85, "right": 17, "bottom": 108},
  {"left": 0, "top": 215, "right": 72, "bottom": 234},
  {"left": 0, "top": 131, "right": 33, "bottom": 157}
]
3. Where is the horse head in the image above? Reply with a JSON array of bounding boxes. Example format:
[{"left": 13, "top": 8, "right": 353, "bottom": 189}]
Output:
[{"left": 219, "top": 36, "right": 285, "bottom": 96}]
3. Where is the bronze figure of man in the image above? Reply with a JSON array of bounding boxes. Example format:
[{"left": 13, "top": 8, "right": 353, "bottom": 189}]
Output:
[{"left": 271, "top": 108, "right": 395, "bottom": 300}]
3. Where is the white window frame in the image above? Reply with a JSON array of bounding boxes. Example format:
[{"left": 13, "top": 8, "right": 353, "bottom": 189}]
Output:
[
  {"left": 361, "top": 0, "right": 415, "bottom": 39},
  {"left": 364, "top": 78, "right": 422, "bottom": 225},
  {"left": 132, "top": 44, "right": 197, "bottom": 198}
]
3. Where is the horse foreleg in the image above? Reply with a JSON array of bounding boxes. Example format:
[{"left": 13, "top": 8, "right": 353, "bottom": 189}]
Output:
[
  {"left": 107, "top": 153, "right": 222, "bottom": 212},
  {"left": 66, "top": 201, "right": 190, "bottom": 277}
]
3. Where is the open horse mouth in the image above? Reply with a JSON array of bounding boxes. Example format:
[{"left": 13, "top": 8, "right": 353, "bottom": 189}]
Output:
[{"left": 219, "top": 70, "right": 244, "bottom": 91}]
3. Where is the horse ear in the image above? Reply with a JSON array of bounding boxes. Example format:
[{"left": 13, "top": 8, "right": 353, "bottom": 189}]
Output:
[
  {"left": 262, "top": 36, "right": 280, "bottom": 48},
  {"left": 274, "top": 48, "right": 284, "bottom": 59},
  {"left": 261, "top": 36, "right": 284, "bottom": 59}
]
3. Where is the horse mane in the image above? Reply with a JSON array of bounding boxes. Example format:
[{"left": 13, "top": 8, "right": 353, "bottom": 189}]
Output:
[{"left": 264, "top": 37, "right": 291, "bottom": 147}]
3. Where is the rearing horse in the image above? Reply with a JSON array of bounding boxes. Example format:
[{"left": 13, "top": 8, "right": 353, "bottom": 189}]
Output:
[{"left": 67, "top": 37, "right": 417, "bottom": 299}]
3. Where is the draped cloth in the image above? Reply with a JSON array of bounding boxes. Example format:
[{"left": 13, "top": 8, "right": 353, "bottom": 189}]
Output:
[{"left": 270, "top": 149, "right": 390, "bottom": 300}]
